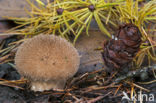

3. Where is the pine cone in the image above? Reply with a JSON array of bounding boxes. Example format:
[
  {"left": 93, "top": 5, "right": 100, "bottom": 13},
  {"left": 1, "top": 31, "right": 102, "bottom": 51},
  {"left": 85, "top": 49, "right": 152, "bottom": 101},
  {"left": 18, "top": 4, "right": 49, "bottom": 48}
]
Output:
[{"left": 102, "top": 24, "right": 142, "bottom": 72}]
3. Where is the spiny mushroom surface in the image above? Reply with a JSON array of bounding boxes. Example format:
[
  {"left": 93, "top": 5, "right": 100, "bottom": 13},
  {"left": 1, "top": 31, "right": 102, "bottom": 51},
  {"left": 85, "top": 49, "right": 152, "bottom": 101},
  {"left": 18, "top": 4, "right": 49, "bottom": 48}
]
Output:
[{"left": 15, "top": 34, "right": 80, "bottom": 91}]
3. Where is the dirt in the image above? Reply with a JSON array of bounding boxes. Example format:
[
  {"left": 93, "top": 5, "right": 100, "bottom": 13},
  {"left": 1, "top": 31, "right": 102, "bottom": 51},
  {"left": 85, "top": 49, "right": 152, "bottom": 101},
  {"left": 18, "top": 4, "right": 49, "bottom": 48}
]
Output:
[{"left": 0, "top": 62, "right": 155, "bottom": 103}]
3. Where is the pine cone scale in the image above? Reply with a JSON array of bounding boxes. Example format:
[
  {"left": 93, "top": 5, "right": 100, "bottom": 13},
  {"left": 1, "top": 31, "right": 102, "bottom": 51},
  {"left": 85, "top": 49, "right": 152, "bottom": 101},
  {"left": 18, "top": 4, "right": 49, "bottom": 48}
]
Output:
[
  {"left": 118, "top": 25, "right": 141, "bottom": 41},
  {"left": 109, "top": 40, "right": 126, "bottom": 52},
  {"left": 107, "top": 48, "right": 129, "bottom": 64},
  {"left": 118, "top": 52, "right": 132, "bottom": 60},
  {"left": 122, "top": 39, "right": 140, "bottom": 47},
  {"left": 102, "top": 48, "right": 120, "bottom": 69}
]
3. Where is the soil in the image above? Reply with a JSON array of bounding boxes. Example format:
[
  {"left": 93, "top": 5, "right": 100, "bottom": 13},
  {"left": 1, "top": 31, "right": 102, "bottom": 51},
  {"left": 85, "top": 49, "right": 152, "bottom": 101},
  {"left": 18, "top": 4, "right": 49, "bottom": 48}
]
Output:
[{"left": 0, "top": 59, "right": 155, "bottom": 103}]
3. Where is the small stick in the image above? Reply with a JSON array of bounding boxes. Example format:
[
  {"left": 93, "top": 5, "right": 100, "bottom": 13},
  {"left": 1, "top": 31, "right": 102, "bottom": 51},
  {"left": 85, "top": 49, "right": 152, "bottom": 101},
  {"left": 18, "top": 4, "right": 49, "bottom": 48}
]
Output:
[
  {"left": 114, "top": 84, "right": 122, "bottom": 96},
  {"left": 114, "top": 65, "right": 156, "bottom": 84},
  {"left": 138, "top": 79, "right": 156, "bottom": 84},
  {"left": 127, "top": 82, "right": 150, "bottom": 92},
  {"left": 86, "top": 92, "right": 112, "bottom": 103}
]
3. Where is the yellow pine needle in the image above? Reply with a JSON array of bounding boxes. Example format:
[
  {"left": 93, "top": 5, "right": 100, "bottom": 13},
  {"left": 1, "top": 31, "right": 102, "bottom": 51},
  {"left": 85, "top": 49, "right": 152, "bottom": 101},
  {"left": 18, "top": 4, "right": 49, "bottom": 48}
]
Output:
[{"left": 36, "top": 0, "right": 45, "bottom": 6}]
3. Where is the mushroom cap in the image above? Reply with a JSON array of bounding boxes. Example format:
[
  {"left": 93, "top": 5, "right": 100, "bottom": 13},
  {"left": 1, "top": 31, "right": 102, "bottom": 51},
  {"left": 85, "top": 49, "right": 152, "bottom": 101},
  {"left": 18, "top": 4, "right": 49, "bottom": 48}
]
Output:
[{"left": 15, "top": 34, "right": 80, "bottom": 83}]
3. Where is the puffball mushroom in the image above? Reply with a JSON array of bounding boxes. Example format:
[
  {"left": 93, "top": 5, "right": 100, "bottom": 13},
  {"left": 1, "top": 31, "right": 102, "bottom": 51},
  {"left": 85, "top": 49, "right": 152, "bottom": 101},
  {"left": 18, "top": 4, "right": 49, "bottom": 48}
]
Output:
[{"left": 15, "top": 34, "right": 80, "bottom": 91}]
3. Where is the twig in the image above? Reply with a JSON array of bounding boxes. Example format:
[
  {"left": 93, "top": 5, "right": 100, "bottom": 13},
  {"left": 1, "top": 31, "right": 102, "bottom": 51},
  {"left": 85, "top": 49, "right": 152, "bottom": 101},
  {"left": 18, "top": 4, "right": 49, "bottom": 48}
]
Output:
[
  {"left": 0, "top": 79, "right": 27, "bottom": 89},
  {"left": 114, "top": 64, "right": 156, "bottom": 84},
  {"left": 0, "top": 54, "right": 11, "bottom": 63},
  {"left": 66, "top": 92, "right": 83, "bottom": 103},
  {"left": 66, "top": 73, "right": 89, "bottom": 88},
  {"left": 138, "top": 79, "right": 156, "bottom": 85},
  {"left": 85, "top": 83, "right": 119, "bottom": 92},
  {"left": 114, "top": 84, "right": 122, "bottom": 96},
  {"left": 126, "top": 81, "right": 150, "bottom": 92},
  {"left": 86, "top": 92, "right": 112, "bottom": 103}
]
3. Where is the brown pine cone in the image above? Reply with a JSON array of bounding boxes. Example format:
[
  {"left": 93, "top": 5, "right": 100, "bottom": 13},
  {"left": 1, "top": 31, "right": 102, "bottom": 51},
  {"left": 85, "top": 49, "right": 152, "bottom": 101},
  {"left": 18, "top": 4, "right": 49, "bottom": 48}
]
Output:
[{"left": 102, "top": 24, "right": 142, "bottom": 72}]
